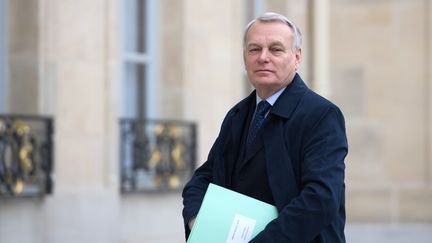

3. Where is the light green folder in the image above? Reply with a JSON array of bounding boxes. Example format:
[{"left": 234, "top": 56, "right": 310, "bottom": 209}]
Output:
[{"left": 187, "top": 183, "right": 278, "bottom": 243}]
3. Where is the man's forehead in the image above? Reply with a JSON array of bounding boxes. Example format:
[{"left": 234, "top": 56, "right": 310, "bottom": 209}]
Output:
[
  {"left": 245, "top": 30, "right": 292, "bottom": 46},
  {"left": 246, "top": 21, "right": 293, "bottom": 39}
]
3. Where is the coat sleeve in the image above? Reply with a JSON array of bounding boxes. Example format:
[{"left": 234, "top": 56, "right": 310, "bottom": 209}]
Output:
[
  {"left": 251, "top": 105, "right": 348, "bottom": 242},
  {"left": 181, "top": 140, "right": 216, "bottom": 239},
  {"left": 181, "top": 109, "right": 233, "bottom": 239}
]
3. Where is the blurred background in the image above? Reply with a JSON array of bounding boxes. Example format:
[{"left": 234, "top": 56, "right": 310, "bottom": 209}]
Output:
[{"left": 0, "top": 0, "right": 431, "bottom": 242}]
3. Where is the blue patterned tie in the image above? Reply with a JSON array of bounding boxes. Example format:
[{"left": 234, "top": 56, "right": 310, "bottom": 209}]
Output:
[{"left": 246, "top": 100, "right": 271, "bottom": 151}]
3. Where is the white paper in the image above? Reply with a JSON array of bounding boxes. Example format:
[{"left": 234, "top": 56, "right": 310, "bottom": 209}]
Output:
[{"left": 226, "top": 213, "right": 256, "bottom": 243}]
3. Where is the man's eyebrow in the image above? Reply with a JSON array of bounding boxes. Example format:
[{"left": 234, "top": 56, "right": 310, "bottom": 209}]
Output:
[
  {"left": 246, "top": 41, "right": 286, "bottom": 48},
  {"left": 246, "top": 43, "right": 261, "bottom": 48},
  {"left": 269, "top": 41, "right": 285, "bottom": 47}
]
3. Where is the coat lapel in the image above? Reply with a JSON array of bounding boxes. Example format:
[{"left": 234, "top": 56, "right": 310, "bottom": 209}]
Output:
[
  {"left": 263, "top": 118, "right": 299, "bottom": 210},
  {"left": 220, "top": 92, "right": 255, "bottom": 186},
  {"left": 238, "top": 74, "right": 308, "bottom": 172},
  {"left": 263, "top": 74, "right": 308, "bottom": 209},
  {"left": 242, "top": 121, "right": 266, "bottom": 163},
  {"left": 224, "top": 92, "right": 255, "bottom": 154}
]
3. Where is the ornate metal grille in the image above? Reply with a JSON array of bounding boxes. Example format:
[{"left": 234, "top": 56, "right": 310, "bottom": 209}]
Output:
[
  {"left": 120, "top": 119, "right": 196, "bottom": 193},
  {"left": 0, "top": 115, "right": 54, "bottom": 197}
]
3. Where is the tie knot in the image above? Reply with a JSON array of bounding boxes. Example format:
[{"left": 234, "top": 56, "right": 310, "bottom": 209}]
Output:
[{"left": 256, "top": 100, "right": 271, "bottom": 117}]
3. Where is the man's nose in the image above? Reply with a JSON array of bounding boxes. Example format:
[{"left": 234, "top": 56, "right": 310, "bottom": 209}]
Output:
[{"left": 258, "top": 49, "right": 270, "bottom": 63}]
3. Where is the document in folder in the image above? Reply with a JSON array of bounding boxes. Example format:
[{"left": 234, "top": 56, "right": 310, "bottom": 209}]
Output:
[{"left": 187, "top": 183, "right": 278, "bottom": 243}]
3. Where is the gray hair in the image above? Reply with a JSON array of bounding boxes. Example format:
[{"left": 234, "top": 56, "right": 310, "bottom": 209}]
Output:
[{"left": 243, "top": 12, "right": 302, "bottom": 52}]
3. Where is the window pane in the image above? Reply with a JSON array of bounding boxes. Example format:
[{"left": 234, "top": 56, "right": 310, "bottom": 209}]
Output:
[
  {"left": 124, "top": 0, "right": 147, "bottom": 54},
  {"left": 122, "top": 63, "right": 147, "bottom": 118},
  {"left": 0, "top": 0, "right": 6, "bottom": 112}
]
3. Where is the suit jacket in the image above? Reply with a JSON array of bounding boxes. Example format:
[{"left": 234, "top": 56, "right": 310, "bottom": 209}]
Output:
[{"left": 182, "top": 74, "right": 348, "bottom": 242}]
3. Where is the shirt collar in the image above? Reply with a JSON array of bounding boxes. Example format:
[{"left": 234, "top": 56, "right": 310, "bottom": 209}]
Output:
[{"left": 256, "top": 87, "right": 286, "bottom": 106}]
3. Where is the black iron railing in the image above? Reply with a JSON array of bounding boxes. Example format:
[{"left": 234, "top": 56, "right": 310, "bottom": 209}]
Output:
[
  {"left": 0, "top": 115, "right": 54, "bottom": 197},
  {"left": 120, "top": 119, "right": 197, "bottom": 193}
]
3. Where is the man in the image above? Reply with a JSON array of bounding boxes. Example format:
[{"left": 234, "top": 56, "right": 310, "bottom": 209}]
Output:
[{"left": 182, "top": 12, "right": 348, "bottom": 242}]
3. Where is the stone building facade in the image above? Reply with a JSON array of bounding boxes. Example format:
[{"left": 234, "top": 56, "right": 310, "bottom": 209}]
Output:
[{"left": 0, "top": 0, "right": 431, "bottom": 242}]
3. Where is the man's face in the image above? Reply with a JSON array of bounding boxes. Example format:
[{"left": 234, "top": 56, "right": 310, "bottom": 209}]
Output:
[{"left": 243, "top": 20, "right": 302, "bottom": 98}]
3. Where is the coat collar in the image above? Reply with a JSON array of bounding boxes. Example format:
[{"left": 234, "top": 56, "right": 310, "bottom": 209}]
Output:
[
  {"left": 231, "top": 73, "right": 308, "bottom": 119},
  {"left": 230, "top": 73, "right": 309, "bottom": 169},
  {"left": 269, "top": 73, "right": 308, "bottom": 120},
  {"left": 232, "top": 90, "right": 256, "bottom": 115}
]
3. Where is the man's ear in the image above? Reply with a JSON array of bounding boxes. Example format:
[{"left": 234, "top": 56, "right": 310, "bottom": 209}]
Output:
[{"left": 294, "top": 48, "right": 302, "bottom": 71}]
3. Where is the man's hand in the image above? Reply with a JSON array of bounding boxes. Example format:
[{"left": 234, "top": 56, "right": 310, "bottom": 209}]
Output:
[{"left": 188, "top": 217, "right": 196, "bottom": 230}]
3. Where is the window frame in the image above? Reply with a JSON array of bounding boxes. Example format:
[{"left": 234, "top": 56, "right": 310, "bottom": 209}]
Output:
[
  {"left": 120, "top": 0, "right": 159, "bottom": 119},
  {"left": 0, "top": 0, "right": 7, "bottom": 113}
]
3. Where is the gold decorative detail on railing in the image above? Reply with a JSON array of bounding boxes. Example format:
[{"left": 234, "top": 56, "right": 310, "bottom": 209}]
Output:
[
  {"left": 120, "top": 119, "right": 196, "bottom": 193},
  {"left": 0, "top": 115, "right": 53, "bottom": 197}
]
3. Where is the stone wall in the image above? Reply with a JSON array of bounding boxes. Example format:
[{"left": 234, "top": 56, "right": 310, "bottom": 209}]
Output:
[
  {"left": 1, "top": 0, "right": 121, "bottom": 243},
  {"left": 0, "top": 1, "right": 431, "bottom": 243},
  {"left": 329, "top": 0, "right": 432, "bottom": 223}
]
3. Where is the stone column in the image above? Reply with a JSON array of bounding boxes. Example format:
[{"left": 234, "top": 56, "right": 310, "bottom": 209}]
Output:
[
  {"left": 183, "top": 0, "right": 244, "bottom": 164},
  {"left": 159, "top": 0, "right": 185, "bottom": 119},
  {"left": 0, "top": 1, "right": 45, "bottom": 243},
  {"left": 40, "top": 0, "right": 120, "bottom": 242},
  {"left": 310, "top": 0, "right": 330, "bottom": 98},
  {"left": 285, "top": 0, "right": 310, "bottom": 83},
  {"left": 7, "top": 0, "right": 39, "bottom": 114}
]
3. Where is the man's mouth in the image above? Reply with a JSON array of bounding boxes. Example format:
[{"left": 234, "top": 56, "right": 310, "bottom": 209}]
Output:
[{"left": 255, "top": 69, "right": 274, "bottom": 74}]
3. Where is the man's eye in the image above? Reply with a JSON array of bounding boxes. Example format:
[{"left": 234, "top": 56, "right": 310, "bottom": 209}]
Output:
[
  {"left": 248, "top": 48, "right": 260, "bottom": 53},
  {"left": 271, "top": 48, "right": 284, "bottom": 52}
]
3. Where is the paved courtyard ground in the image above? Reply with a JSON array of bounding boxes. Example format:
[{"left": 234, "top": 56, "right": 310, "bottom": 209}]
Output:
[{"left": 345, "top": 224, "right": 432, "bottom": 243}]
